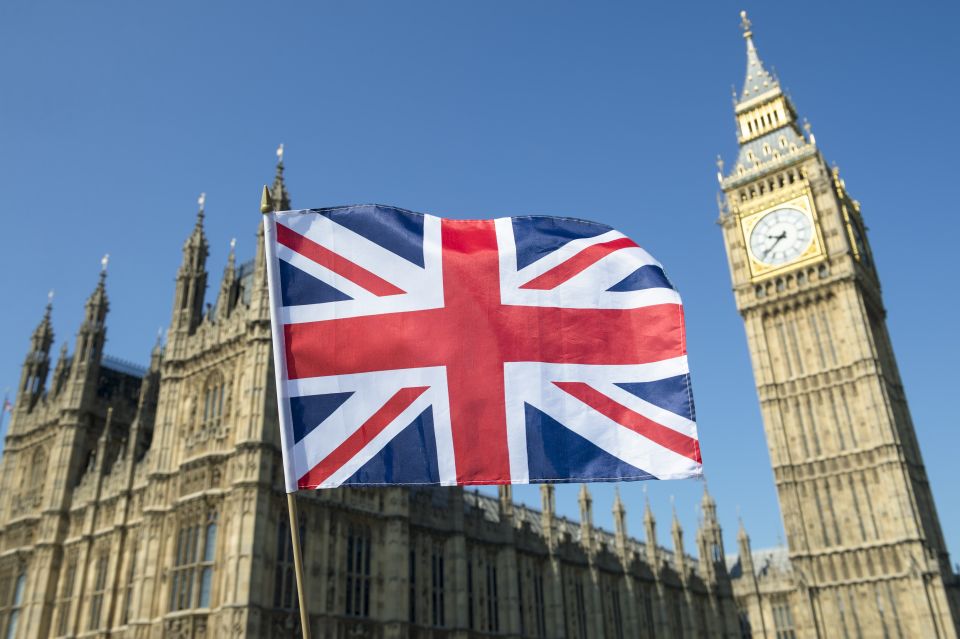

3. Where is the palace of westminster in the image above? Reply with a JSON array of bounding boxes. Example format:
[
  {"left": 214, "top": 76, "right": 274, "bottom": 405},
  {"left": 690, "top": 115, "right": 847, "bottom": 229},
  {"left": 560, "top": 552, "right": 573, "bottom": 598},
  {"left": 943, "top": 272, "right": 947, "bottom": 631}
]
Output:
[{"left": 1, "top": 13, "right": 958, "bottom": 639}]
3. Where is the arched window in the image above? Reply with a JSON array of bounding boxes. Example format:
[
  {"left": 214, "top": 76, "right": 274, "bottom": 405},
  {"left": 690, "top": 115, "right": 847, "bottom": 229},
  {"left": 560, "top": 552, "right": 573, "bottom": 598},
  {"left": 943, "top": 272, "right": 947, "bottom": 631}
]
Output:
[
  {"left": 275, "top": 516, "right": 305, "bottom": 611},
  {"left": 171, "top": 510, "right": 218, "bottom": 611},
  {"left": 88, "top": 553, "right": 109, "bottom": 630},
  {"left": 200, "top": 373, "right": 226, "bottom": 431},
  {"left": 345, "top": 524, "right": 372, "bottom": 618},
  {"left": 3, "top": 573, "right": 26, "bottom": 639}
]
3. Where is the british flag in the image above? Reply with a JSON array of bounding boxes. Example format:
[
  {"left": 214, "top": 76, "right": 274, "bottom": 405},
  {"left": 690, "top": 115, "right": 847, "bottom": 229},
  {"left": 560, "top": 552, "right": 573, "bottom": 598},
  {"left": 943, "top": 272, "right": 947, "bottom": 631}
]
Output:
[{"left": 263, "top": 205, "right": 702, "bottom": 490}]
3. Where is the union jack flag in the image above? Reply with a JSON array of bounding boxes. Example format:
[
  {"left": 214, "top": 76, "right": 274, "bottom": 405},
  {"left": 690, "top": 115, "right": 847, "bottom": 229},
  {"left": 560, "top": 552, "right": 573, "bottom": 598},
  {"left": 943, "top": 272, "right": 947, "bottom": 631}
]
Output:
[{"left": 263, "top": 205, "right": 702, "bottom": 490}]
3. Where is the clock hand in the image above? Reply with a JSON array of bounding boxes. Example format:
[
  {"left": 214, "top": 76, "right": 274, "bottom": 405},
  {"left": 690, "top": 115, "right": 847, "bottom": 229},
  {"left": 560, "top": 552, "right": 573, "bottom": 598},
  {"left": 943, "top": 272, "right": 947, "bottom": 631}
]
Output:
[{"left": 763, "top": 234, "right": 786, "bottom": 259}]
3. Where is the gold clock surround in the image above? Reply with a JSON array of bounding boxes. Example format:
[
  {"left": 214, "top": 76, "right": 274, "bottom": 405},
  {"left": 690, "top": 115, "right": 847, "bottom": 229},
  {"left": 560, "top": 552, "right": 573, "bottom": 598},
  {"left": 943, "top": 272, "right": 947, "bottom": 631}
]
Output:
[{"left": 739, "top": 191, "right": 825, "bottom": 280}]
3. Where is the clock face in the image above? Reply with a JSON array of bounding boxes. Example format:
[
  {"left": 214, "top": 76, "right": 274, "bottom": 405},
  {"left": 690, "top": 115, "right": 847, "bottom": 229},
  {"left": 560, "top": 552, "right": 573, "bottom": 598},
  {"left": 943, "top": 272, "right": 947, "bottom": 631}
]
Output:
[{"left": 749, "top": 207, "right": 814, "bottom": 266}]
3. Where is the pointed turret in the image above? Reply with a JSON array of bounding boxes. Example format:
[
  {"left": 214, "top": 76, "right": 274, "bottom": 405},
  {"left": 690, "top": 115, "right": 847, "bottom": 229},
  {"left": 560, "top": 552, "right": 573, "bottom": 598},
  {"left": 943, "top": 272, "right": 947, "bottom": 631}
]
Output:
[
  {"left": 51, "top": 342, "right": 70, "bottom": 396},
  {"left": 738, "top": 11, "right": 778, "bottom": 103},
  {"left": 540, "top": 484, "right": 556, "bottom": 545},
  {"left": 578, "top": 483, "right": 593, "bottom": 549},
  {"left": 18, "top": 293, "right": 55, "bottom": 409},
  {"left": 498, "top": 485, "right": 514, "bottom": 520},
  {"left": 612, "top": 487, "right": 628, "bottom": 559},
  {"left": 74, "top": 257, "right": 110, "bottom": 370},
  {"left": 254, "top": 146, "right": 292, "bottom": 317},
  {"left": 737, "top": 516, "right": 755, "bottom": 578},
  {"left": 217, "top": 238, "right": 238, "bottom": 320},
  {"left": 127, "top": 335, "right": 163, "bottom": 461},
  {"left": 671, "top": 498, "right": 687, "bottom": 575},
  {"left": 171, "top": 194, "right": 209, "bottom": 336},
  {"left": 643, "top": 488, "right": 658, "bottom": 565},
  {"left": 698, "top": 482, "right": 726, "bottom": 575}
]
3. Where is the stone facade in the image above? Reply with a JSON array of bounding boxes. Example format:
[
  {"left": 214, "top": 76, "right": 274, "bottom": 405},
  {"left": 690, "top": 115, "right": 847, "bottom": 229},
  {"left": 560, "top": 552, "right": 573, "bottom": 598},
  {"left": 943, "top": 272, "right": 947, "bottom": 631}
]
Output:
[
  {"left": 717, "top": 12, "right": 960, "bottom": 639},
  {"left": 0, "top": 162, "right": 741, "bottom": 638}
]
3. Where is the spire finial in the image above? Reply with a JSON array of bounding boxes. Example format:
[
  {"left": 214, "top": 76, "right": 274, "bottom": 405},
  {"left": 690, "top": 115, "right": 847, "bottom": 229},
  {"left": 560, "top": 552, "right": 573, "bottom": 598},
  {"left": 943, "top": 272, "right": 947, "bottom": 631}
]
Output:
[
  {"left": 197, "top": 192, "right": 206, "bottom": 213},
  {"left": 100, "top": 253, "right": 110, "bottom": 276},
  {"left": 229, "top": 237, "right": 237, "bottom": 253},
  {"left": 739, "top": 10, "right": 752, "bottom": 40},
  {"left": 803, "top": 118, "right": 816, "bottom": 146},
  {"left": 276, "top": 143, "right": 284, "bottom": 164},
  {"left": 260, "top": 185, "right": 273, "bottom": 214},
  {"left": 47, "top": 289, "right": 55, "bottom": 308}
]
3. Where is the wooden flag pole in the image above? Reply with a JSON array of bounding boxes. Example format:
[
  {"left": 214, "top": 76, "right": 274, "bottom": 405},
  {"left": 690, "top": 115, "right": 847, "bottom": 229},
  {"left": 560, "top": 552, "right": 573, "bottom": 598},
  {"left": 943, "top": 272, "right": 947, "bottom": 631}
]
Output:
[
  {"left": 287, "top": 493, "right": 312, "bottom": 639},
  {"left": 262, "top": 185, "right": 312, "bottom": 639}
]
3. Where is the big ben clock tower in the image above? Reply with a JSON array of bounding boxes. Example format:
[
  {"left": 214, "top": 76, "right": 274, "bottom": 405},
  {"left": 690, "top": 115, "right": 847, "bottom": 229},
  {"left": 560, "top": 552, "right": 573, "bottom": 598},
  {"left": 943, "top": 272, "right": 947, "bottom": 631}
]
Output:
[{"left": 718, "top": 12, "right": 960, "bottom": 638}]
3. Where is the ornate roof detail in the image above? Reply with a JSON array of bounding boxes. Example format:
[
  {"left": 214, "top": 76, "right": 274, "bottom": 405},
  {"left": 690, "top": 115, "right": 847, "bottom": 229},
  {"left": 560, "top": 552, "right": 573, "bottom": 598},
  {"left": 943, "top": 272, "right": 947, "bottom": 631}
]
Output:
[{"left": 737, "top": 11, "right": 779, "bottom": 104}]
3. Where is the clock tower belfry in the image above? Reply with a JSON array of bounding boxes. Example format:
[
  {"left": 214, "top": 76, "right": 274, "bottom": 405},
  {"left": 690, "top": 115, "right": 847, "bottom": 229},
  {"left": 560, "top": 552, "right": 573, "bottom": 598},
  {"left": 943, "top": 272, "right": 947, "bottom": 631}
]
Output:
[{"left": 718, "top": 12, "right": 960, "bottom": 639}]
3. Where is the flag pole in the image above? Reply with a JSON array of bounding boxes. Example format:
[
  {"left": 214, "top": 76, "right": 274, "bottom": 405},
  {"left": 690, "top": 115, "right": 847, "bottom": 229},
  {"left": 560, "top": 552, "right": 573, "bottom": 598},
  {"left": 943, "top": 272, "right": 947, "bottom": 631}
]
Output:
[
  {"left": 262, "top": 185, "right": 312, "bottom": 639},
  {"left": 287, "top": 493, "right": 311, "bottom": 639}
]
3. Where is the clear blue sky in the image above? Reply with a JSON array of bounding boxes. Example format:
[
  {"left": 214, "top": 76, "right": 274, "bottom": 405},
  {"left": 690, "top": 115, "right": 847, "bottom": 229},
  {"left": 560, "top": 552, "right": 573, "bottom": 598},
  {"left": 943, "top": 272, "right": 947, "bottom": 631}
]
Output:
[{"left": 1, "top": 1, "right": 958, "bottom": 561}]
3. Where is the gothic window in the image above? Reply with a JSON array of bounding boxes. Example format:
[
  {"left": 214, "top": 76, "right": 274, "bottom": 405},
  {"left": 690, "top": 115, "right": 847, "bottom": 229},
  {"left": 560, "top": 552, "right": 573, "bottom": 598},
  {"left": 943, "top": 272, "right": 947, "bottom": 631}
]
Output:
[
  {"left": 571, "top": 573, "right": 587, "bottom": 639},
  {"left": 55, "top": 559, "right": 77, "bottom": 637},
  {"left": 275, "top": 518, "right": 305, "bottom": 610},
  {"left": 2, "top": 573, "right": 26, "bottom": 639},
  {"left": 467, "top": 547, "right": 499, "bottom": 633},
  {"left": 485, "top": 554, "right": 499, "bottom": 633},
  {"left": 607, "top": 581, "right": 625, "bottom": 639},
  {"left": 642, "top": 587, "right": 656, "bottom": 636},
  {"left": 200, "top": 373, "right": 226, "bottom": 432},
  {"left": 430, "top": 542, "right": 445, "bottom": 627},
  {"left": 170, "top": 510, "right": 218, "bottom": 611},
  {"left": 122, "top": 540, "right": 139, "bottom": 625},
  {"left": 779, "top": 135, "right": 787, "bottom": 148},
  {"left": 88, "top": 553, "right": 109, "bottom": 630},
  {"left": 467, "top": 557, "right": 474, "bottom": 629},
  {"left": 408, "top": 548, "right": 416, "bottom": 624},
  {"left": 532, "top": 563, "right": 546, "bottom": 637},
  {"left": 671, "top": 593, "right": 685, "bottom": 639},
  {"left": 762, "top": 143, "right": 771, "bottom": 155},
  {"left": 771, "top": 597, "right": 797, "bottom": 639},
  {"left": 517, "top": 567, "right": 525, "bottom": 636},
  {"left": 345, "top": 524, "right": 372, "bottom": 617}
]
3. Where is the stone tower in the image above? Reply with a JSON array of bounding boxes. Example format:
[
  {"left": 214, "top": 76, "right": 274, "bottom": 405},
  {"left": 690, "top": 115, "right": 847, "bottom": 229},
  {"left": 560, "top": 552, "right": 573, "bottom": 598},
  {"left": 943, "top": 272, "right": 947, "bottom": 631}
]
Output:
[{"left": 717, "top": 12, "right": 960, "bottom": 638}]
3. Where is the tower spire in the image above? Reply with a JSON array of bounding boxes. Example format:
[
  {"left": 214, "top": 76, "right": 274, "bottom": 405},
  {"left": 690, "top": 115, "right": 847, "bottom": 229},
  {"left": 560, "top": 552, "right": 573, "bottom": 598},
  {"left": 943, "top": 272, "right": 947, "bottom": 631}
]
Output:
[
  {"left": 738, "top": 11, "right": 778, "bottom": 103},
  {"left": 18, "top": 293, "right": 55, "bottom": 408},
  {"left": 217, "top": 238, "right": 238, "bottom": 320},
  {"left": 170, "top": 195, "right": 209, "bottom": 336},
  {"left": 670, "top": 495, "right": 687, "bottom": 574},
  {"left": 578, "top": 483, "right": 594, "bottom": 550},
  {"left": 722, "top": 10, "right": 807, "bottom": 180},
  {"left": 642, "top": 485, "right": 659, "bottom": 565},
  {"left": 613, "top": 486, "right": 628, "bottom": 559},
  {"left": 68, "top": 257, "right": 111, "bottom": 401}
]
